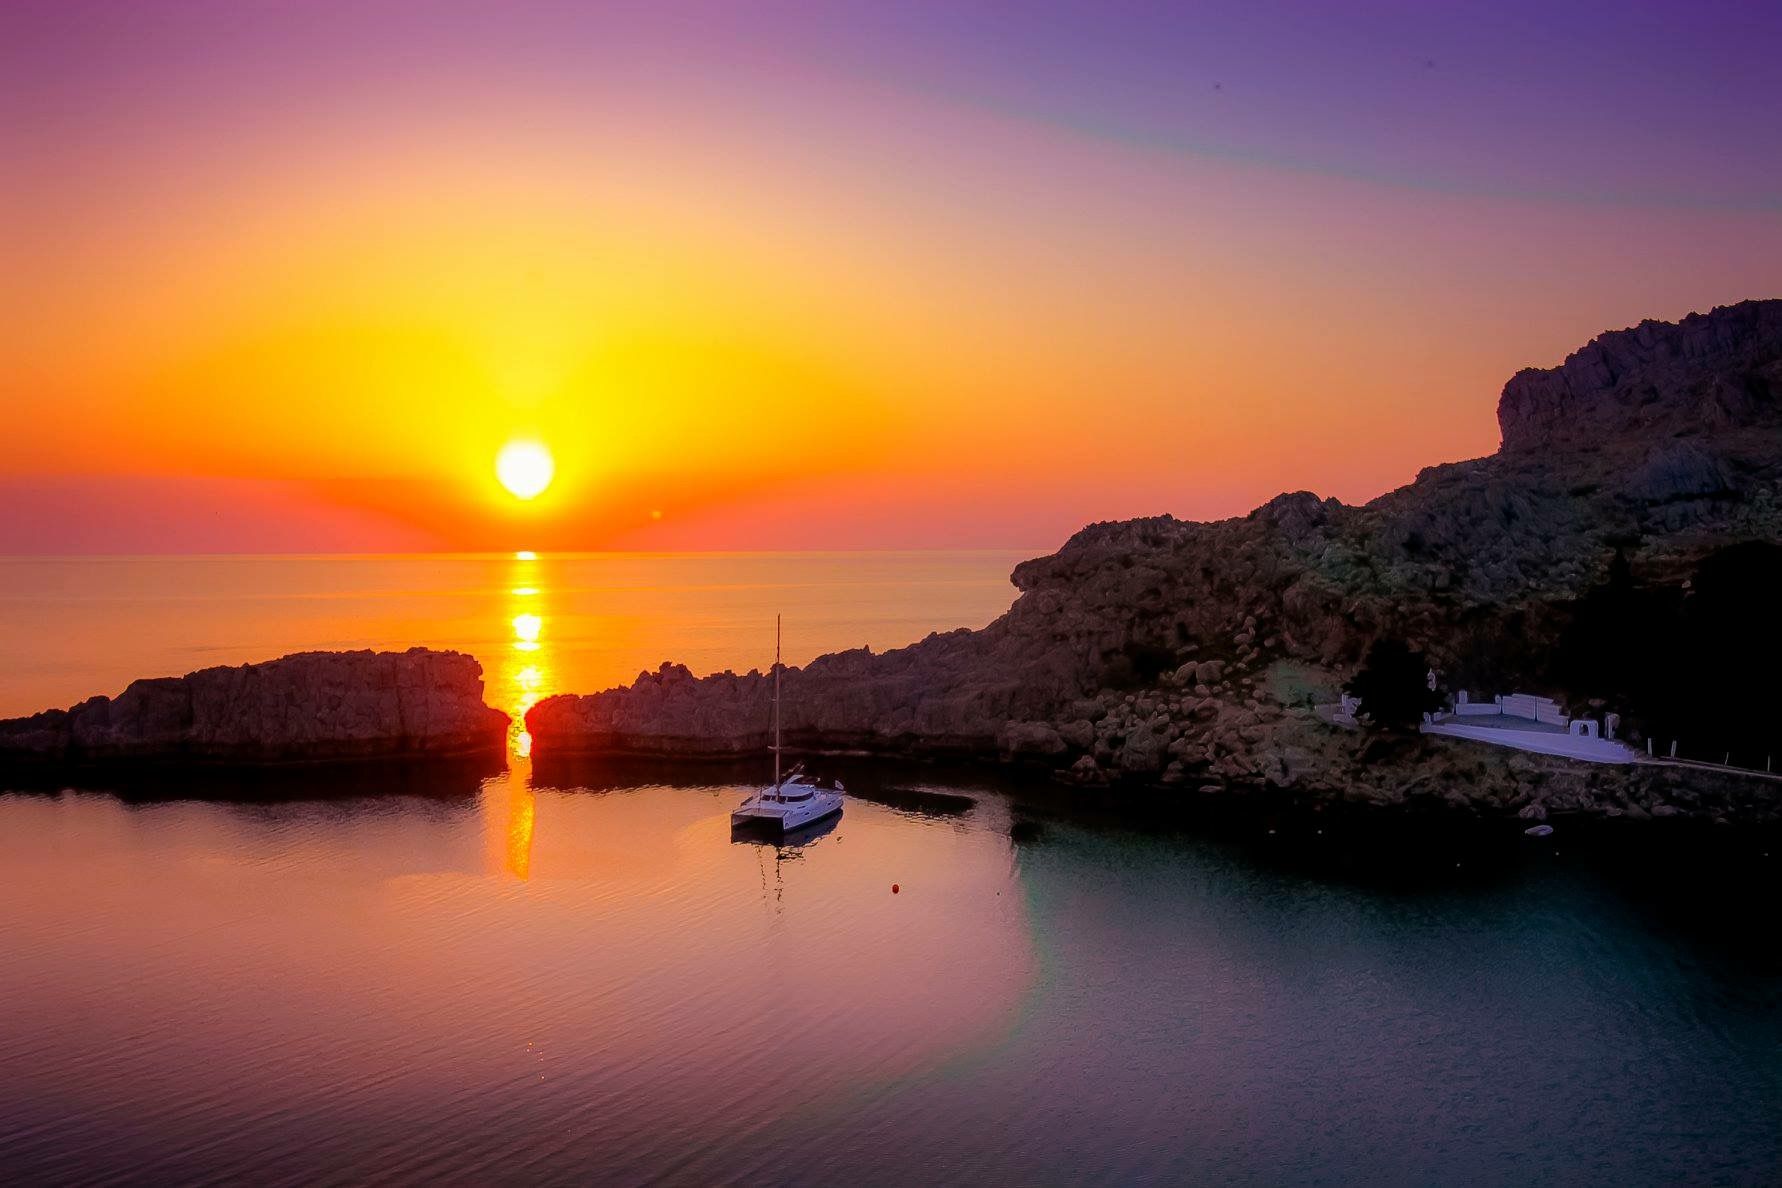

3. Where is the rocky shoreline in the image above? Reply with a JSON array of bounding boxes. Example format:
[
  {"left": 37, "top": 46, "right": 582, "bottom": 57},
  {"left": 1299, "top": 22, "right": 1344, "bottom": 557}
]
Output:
[
  {"left": 523, "top": 659, "right": 1782, "bottom": 825},
  {"left": 527, "top": 300, "right": 1782, "bottom": 824},
  {"left": 0, "top": 648, "right": 508, "bottom": 768}
]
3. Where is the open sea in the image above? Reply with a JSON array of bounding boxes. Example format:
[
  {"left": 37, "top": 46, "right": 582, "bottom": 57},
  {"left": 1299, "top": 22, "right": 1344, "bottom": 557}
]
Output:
[{"left": 1, "top": 553, "right": 1778, "bottom": 1185}]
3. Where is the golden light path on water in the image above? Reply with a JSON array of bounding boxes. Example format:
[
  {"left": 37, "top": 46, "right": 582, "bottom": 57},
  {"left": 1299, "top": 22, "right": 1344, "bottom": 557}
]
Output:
[{"left": 493, "top": 550, "right": 545, "bottom": 879}]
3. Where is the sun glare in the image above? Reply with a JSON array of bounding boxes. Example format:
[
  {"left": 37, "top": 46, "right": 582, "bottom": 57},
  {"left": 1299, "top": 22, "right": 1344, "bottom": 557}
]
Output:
[{"left": 496, "top": 441, "right": 554, "bottom": 500}]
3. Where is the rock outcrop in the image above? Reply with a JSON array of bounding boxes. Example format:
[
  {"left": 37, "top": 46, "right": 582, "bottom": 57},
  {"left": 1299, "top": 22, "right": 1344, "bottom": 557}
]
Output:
[
  {"left": 528, "top": 300, "right": 1782, "bottom": 821},
  {"left": 1498, "top": 300, "right": 1782, "bottom": 454},
  {"left": 0, "top": 648, "right": 508, "bottom": 765}
]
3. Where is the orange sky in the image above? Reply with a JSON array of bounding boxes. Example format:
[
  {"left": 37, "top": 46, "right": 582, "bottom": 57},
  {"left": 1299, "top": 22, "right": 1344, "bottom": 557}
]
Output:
[{"left": 5, "top": 2, "right": 1778, "bottom": 552}]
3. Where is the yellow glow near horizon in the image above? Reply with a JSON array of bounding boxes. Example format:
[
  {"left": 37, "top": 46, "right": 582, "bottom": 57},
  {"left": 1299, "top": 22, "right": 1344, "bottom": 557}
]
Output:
[
  {"left": 29, "top": 46, "right": 1733, "bottom": 553},
  {"left": 496, "top": 441, "right": 555, "bottom": 500}
]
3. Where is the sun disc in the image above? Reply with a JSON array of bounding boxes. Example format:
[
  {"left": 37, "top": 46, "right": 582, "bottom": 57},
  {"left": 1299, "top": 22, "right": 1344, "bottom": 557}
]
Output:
[{"left": 496, "top": 441, "right": 554, "bottom": 500}]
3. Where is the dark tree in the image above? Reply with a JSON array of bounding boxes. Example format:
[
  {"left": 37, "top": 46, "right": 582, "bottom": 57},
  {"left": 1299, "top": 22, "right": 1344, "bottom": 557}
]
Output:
[
  {"left": 1550, "top": 540, "right": 1782, "bottom": 763},
  {"left": 1674, "top": 541, "right": 1782, "bottom": 761},
  {"left": 1346, "top": 638, "right": 1443, "bottom": 731},
  {"left": 1553, "top": 548, "right": 1682, "bottom": 716}
]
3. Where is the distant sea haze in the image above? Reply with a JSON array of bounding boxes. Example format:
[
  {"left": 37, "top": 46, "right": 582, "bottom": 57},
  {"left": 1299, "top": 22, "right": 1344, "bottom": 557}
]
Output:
[{"left": 0, "top": 552, "right": 1029, "bottom": 721}]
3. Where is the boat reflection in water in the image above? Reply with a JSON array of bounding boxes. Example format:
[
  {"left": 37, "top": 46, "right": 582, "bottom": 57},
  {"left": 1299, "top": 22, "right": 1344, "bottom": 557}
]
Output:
[{"left": 731, "top": 807, "right": 841, "bottom": 913}]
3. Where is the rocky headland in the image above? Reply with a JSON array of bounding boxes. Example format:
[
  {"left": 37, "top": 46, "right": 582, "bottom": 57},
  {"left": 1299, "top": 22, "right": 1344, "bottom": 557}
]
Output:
[
  {"left": 0, "top": 648, "right": 509, "bottom": 767},
  {"left": 529, "top": 299, "right": 1782, "bottom": 823}
]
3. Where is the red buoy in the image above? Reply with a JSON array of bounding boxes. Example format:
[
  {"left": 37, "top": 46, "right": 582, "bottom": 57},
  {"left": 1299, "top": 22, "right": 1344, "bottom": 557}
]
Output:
[{"left": 891, "top": 883, "right": 900, "bottom": 894}]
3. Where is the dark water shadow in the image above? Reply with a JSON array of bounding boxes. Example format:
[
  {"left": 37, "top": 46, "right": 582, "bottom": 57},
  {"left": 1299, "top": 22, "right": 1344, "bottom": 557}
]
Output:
[
  {"left": 535, "top": 753, "right": 982, "bottom": 825},
  {"left": 532, "top": 751, "right": 998, "bottom": 798},
  {"left": 0, "top": 753, "right": 503, "bottom": 805},
  {"left": 995, "top": 778, "right": 1782, "bottom": 904},
  {"left": 842, "top": 784, "right": 975, "bottom": 819},
  {"left": 530, "top": 753, "right": 763, "bottom": 793},
  {"left": 997, "top": 780, "right": 1782, "bottom": 985}
]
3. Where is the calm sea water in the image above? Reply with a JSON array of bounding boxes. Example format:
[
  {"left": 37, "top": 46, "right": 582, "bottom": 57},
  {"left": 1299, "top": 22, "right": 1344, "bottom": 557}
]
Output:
[
  {"left": 0, "top": 551, "right": 1030, "bottom": 726},
  {"left": 1, "top": 555, "right": 1778, "bottom": 1184}
]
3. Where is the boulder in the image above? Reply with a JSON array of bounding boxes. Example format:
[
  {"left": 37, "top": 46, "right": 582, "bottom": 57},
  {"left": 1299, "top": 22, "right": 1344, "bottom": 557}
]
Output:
[
  {"left": 1001, "top": 721, "right": 1067, "bottom": 757},
  {"left": 1116, "top": 726, "right": 1164, "bottom": 774},
  {"left": 1068, "top": 755, "right": 1108, "bottom": 785},
  {"left": 1059, "top": 718, "right": 1096, "bottom": 750}
]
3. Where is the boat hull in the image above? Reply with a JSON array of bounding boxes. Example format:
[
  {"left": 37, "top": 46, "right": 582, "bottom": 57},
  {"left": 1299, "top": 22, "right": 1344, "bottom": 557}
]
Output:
[{"left": 730, "top": 794, "right": 843, "bottom": 835}]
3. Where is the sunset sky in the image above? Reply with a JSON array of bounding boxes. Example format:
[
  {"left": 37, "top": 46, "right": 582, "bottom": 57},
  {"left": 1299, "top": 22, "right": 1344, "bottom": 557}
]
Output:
[{"left": 5, "top": 0, "right": 1779, "bottom": 552}]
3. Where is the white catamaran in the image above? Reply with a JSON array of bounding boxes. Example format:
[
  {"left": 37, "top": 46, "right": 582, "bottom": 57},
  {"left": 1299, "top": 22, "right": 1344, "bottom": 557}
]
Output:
[{"left": 730, "top": 617, "right": 845, "bottom": 835}]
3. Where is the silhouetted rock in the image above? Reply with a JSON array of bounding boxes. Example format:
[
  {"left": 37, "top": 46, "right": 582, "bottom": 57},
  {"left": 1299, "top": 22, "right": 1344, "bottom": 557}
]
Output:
[
  {"left": 529, "top": 301, "right": 1782, "bottom": 822},
  {"left": 1498, "top": 300, "right": 1782, "bottom": 453},
  {"left": 0, "top": 649, "right": 508, "bottom": 766}
]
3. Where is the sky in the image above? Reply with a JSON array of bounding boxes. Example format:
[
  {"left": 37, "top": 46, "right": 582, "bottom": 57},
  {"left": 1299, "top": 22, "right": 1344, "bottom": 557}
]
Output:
[{"left": 3, "top": 0, "right": 1779, "bottom": 553}]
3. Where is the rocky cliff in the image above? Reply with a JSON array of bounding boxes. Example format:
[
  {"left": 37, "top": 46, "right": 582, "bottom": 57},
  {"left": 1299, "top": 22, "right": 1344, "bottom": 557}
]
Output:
[
  {"left": 0, "top": 648, "right": 509, "bottom": 766},
  {"left": 528, "top": 300, "right": 1782, "bottom": 822},
  {"left": 1498, "top": 299, "right": 1782, "bottom": 454}
]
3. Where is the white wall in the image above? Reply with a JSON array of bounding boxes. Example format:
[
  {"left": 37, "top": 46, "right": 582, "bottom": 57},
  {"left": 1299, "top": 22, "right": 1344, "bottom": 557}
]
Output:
[{"left": 1501, "top": 693, "right": 1560, "bottom": 721}]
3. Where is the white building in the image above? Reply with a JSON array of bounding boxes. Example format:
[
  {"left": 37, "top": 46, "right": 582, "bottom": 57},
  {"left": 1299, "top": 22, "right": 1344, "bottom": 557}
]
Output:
[{"left": 1420, "top": 691, "right": 1640, "bottom": 764}]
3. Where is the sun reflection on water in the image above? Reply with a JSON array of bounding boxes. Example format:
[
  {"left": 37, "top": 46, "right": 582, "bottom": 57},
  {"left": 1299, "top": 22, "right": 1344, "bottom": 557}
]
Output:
[
  {"left": 511, "top": 665, "right": 544, "bottom": 756},
  {"left": 492, "top": 551, "right": 553, "bottom": 879},
  {"left": 504, "top": 783, "right": 536, "bottom": 880}
]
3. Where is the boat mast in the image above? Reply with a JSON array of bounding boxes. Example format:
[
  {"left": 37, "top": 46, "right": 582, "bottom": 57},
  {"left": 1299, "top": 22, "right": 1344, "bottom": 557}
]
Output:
[{"left": 772, "top": 614, "right": 782, "bottom": 795}]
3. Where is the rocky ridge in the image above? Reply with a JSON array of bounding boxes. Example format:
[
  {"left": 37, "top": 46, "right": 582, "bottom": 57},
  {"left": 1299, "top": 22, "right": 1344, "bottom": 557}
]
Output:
[
  {"left": 0, "top": 648, "right": 509, "bottom": 766},
  {"left": 529, "top": 300, "right": 1782, "bottom": 822}
]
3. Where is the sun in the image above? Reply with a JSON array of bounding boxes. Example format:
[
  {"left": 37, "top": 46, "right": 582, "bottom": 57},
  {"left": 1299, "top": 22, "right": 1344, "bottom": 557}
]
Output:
[{"left": 496, "top": 440, "right": 554, "bottom": 500}]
